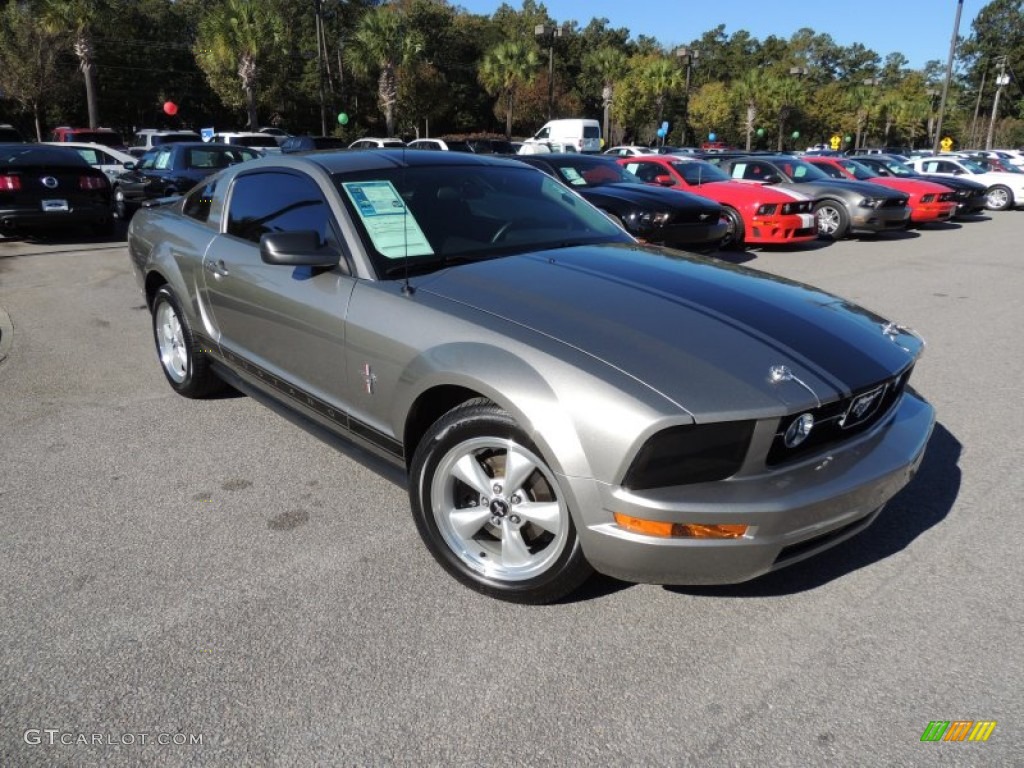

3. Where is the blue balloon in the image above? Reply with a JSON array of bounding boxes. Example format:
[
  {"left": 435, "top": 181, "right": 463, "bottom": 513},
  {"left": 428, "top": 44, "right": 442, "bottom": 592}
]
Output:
[
  {"left": 709, "top": 132, "right": 717, "bottom": 141},
  {"left": 657, "top": 128, "right": 666, "bottom": 138}
]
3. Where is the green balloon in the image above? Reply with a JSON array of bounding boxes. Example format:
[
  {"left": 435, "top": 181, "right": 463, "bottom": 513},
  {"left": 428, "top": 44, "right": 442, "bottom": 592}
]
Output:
[
  {"left": 337, "top": 112, "right": 349, "bottom": 125},
  {"left": 756, "top": 128, "right": 765, "bottom": 137},
  {"left": 791, "top": 131, "right": 800, "bottom": 139},
  {"left": 844, "top": 135, "right": 852, "bottom": 142}
]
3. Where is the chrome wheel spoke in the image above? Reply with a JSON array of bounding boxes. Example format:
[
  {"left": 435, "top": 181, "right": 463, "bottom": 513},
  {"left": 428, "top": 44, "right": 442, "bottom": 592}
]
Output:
[
  {"left": 501, "top": 449, "right": 537, "bottom": 497},
  {"left": 451, "top": 454, "right": 492, "bottom": 497},
  {"left": 448, "top": 506, "right": 492, "bottom": 540},
  {"left": 500, "top": 525, "right": 532, "bottom": 568},
  {"left": 516, "top": 500, "right": 562, "bottom": 535}
]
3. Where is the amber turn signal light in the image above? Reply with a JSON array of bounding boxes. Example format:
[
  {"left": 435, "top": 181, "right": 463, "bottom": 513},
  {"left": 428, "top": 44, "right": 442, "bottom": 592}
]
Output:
[{"left": 614, "top": 513, "right": 747, "bottom": 539}]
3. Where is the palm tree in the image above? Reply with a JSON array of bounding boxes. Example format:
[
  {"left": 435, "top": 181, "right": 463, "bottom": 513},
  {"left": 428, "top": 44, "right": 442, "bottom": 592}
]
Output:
[
  {"left": 479, "top": 41, "right": 540, "bottom": 138},
  {"left": 583, "top": 46, "right": 628, "bottom": 145},
  {"left": 731, "top": 69, "right": 770, "bottom": 150},
  {"left": 40, "top": 0, "right": 100, "bottom": 128},
  {"left": 765, "top": 76, "right": 806, "bottom": 151},
  {"left": 195, "top": 0, "right": 283, "bottom": 130},
  {"left": 638, "top": 58, "right": 684, "bottom": 139},
  {"left": 345, "top": 6, "right": 422, "bottom": 138}
]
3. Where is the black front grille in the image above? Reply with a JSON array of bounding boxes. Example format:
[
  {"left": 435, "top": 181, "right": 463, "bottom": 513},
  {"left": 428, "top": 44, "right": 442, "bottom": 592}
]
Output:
[
  {"left": 881, "top": 197, "right": 908, "bottom": 209},
  {"left": 766, "top": 366, "right": 913, "bottom": 466}
]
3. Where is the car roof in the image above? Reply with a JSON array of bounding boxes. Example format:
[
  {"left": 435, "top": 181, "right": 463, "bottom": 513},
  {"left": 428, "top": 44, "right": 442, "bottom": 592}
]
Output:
[{"left": 236, "top": 149, "right": 528, "bottom": 175}]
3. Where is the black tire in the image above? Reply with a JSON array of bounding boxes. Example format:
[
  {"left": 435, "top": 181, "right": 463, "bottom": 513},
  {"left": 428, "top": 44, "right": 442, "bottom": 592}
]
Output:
[
  {"left": 814, "top": 199, "right": 850, "bottom": 240},
  {"left": 985, "top": 185, "right": 1013, "bottom": 211},
  {"left": 409, "top": 398, "right": 593, "bottom": 603},
  {"left": 720, "top": 206, "right": 745, "bottom": 250},
  {"left": 150, "top": 286, "right": 224, "bottom": 398}
]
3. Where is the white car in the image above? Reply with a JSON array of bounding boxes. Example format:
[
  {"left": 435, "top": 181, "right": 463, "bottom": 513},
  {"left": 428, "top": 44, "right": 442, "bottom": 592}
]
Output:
[
  {"left": 348, "top": 137, "right": 406, "bottom": 149},
  {"left": 209, "top": 132, "right": 281, "bottom": 153},
  {"left": 602, "top": 145, "right": 655, "bottom": 157},
  {"left": 406, "top": 138, "right": 473, "bottom": 152},
  {"left": 906, "top": 155, "right": 1024, "bottom": 211},
  {"left": 44, "top": 141, "right": 137, "bottom": 182}
]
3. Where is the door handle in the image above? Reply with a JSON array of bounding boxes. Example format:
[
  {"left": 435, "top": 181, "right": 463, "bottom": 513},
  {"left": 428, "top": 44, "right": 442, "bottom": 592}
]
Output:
[{"left": 203, "top": 259, "right": 229, "bottom": 278}]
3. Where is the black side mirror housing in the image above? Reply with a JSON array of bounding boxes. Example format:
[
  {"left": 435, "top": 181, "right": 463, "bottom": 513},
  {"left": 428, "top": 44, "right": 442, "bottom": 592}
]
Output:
[{"left": 259, "top": 231, "right": 346, "bottom": 272}]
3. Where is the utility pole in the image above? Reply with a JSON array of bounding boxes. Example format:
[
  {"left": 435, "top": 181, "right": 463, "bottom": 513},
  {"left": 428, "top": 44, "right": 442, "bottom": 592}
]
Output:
[
  {"left": 933, "top": 0, "right": 963, "bottom": 155},
  {"left": 986, "top": 56, "right": 1009, "bottom": 150}
]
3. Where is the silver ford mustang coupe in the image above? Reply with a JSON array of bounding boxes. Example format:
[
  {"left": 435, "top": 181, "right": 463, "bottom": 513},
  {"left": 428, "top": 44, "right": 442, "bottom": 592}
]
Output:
[{"left": 128, "top": 150, "right": 935, "bottom": 603}]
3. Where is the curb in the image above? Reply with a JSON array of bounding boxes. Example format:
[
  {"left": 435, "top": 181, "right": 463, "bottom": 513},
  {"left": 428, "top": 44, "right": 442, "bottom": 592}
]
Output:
[{"left": 0, "top": 305, "right": 12, "bottom": 365}]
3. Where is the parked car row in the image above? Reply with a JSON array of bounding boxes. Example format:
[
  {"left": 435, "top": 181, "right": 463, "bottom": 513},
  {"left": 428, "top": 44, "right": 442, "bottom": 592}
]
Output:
[{"left": 125, "top": 148, "right": 937, "bottom": 603}]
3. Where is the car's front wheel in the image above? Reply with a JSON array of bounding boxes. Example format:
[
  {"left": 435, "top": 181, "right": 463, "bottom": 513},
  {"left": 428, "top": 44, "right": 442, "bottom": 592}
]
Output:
[
  {"left": 151, "top": 286, "right": 224, "bottom": 398},
  {"left": 814, "top": 199, "right": 849, "bottom": 239},
  {"left": 720, "top": 206, "right": 745, "bottom": 250},
  {"left": 409, "top": 399, "right": 592, "bottom": 603},
  {"left": 985, "top": 185, "right": 1013, "bottom": 211}
]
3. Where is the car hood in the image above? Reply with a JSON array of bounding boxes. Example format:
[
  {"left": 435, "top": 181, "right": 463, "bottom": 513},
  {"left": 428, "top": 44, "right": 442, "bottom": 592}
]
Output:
[
  {"left": 417, "top": 244, "right": 921, "bottom": 420},
  {"left": 916, "top": 173, "right": 987, "bottom": 191},
  {"left": 780, "top": 178, "right": 907, "bottom": 199},
  {"left": 697, "top": 180, "right": 814, "bottom": 205},
  {"left": 585, "top": 183, "right": 721, "bottom": 215}
]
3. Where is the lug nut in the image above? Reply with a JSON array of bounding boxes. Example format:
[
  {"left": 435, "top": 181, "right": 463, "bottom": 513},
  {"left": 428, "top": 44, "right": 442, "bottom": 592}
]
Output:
[
  {"left": 490, "top": 516, "right": 501, "bottom": 526},
  {"left": 510, "top": 515, "right": 521, "bottom": 525},
  {"left": 492, "top": 483, "right": 502, "bottom": 494},
  {"left": 510, "top": 494, "right": 522, "bottom": 504}
]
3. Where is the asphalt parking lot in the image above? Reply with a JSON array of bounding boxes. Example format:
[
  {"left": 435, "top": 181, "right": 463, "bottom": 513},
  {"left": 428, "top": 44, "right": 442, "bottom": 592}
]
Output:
[{"left": 1, "top": 217, "right": 1022, "bottom": 767}]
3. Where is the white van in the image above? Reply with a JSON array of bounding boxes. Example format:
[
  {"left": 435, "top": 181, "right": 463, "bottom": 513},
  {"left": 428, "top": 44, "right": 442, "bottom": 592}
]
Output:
[{"left": 518, "top": 119, "right": 601, "bottom": 154}]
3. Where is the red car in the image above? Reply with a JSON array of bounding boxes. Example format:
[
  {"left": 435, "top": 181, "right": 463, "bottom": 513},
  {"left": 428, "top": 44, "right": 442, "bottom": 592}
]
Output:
[
  {"left": 618, "top": 155, "right": 818, "bottom": 249},
  {"left": 804, "top": 156, "right": 956, "bottom": 225}
]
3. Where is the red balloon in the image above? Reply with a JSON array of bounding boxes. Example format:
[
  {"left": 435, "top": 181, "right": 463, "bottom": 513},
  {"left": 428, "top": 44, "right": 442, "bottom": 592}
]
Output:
[{"left": 163, "top": 101, "right": 178, "bottom": 116}]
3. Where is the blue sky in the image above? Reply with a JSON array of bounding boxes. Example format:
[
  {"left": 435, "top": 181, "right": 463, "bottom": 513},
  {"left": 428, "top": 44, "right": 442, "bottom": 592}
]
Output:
[{"left": 453, "top": 0, "right": 981, "bottom": 70}]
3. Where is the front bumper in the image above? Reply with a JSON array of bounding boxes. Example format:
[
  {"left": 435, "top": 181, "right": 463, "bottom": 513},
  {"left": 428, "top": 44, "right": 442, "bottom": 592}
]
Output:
[
  {"left": 746, "top": 212, "right": 818, "bottom": 245},
  {"left": 849, "top": 204, "right": 911, "bottom": 233},
  {"left": 655, "top": 219, "right": 729, "bottom": 248},
  {"left": 909, "top": 202, "right": 956, "bottom": 224},
  {"left": 572, "top": 389, "right": 935, "bottom": 585}
]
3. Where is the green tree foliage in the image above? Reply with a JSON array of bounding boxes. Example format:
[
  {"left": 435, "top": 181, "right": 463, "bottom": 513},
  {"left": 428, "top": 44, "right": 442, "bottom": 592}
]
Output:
[
  {"left": 478, "top": 40, "right": 540, "bottom": 137},
  {"left": 0, "top": 0, "right": 68, "bottom": 140},
  {"left": 344, "top": 4, "right": 422, "bottom": 137},
  {"left": 40, "top": 0, "right": 103, "bottom": 128},
  {"left": 195, "top": 0, "right": 285, "bottom": 130}
]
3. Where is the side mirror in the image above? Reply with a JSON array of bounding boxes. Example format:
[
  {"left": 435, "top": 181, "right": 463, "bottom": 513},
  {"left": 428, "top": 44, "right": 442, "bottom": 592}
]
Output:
[
  {"left": 654, "top": 174, "right": 675, "bottom": 186},
  {"left": 260, "top": 231, "right": 345, "bottom": 271},
  {"left": 123, "top": 162, "right": 135, "bottom": 170}
]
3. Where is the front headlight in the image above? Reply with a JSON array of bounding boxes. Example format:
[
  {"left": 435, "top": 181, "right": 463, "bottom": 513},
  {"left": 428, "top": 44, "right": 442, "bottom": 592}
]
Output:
[
  {"left": 921, "top": 193, "right": 935, "bottom": 203},
  {"left": 622, "top": 421, "right": 755, "bottom": 490},
  {"left": 756, "top": 203, "right": 778, "bottom": 215},
  {"left": 858, "top": 197, "right": 883, "bottom": 208}
]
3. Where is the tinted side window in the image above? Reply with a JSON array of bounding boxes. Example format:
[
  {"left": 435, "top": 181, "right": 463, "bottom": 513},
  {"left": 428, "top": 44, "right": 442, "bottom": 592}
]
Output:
[
  {"left": 183, "top": 179, "right": 217, "bottom": 223},
  {"left": 817, "top": 163, "right": 844, "bottom": 179},
  {"left": 226, "top": 171, "right": 333, "bottom": 244}
]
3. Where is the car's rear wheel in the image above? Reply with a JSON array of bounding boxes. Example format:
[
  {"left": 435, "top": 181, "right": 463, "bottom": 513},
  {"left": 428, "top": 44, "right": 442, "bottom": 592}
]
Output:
[
  {"left": 814, "top": 200, "right": 849, "bottom": 239},
  {"left": 985, "top": 185, "right": 1013, "bottom": 211},
  {"left": 151, "top": 286, "right": 224, "bottom": 398},
  {"left": 720, "top": 206, "right": 745, "bottom": 250},
  {"left": 409, "top": 399, "right": 592, "bottom": 603}
]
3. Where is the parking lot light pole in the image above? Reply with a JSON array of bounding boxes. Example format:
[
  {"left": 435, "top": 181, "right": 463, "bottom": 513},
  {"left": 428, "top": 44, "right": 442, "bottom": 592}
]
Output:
[{"left": 535, "top": 24, "right": 564, "bottom": 120}]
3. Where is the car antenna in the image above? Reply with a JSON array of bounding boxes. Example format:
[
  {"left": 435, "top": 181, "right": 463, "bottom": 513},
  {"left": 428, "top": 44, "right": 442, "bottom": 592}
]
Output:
[{"left": 399, "top": 19, "right": 414, "bottom": 296}]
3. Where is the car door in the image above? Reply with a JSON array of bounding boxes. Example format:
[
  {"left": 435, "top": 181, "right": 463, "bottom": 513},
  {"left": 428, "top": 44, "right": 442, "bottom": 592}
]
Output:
[{"left": 202, "top": 168, "right": 355, "bottom": 409}]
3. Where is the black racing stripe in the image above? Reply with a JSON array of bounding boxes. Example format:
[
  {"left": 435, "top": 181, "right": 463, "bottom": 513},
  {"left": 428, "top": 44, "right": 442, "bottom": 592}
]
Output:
[
  {"left": 529, "top": 248, "right": 910, "bottom": 391},
  {"left": 192, "top": 333, "right": 404, "bottom": 460}
]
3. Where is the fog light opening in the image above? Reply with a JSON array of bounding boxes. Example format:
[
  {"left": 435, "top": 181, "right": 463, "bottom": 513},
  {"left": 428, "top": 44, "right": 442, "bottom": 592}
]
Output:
[
  {"left": 614, "top": 513, "right": 748, "bottom": 539},
  {"left": 784, "top": 412, "right": 815, "bottom": 448}
]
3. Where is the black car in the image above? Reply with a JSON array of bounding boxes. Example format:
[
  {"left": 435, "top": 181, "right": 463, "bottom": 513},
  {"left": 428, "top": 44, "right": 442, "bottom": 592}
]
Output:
[
  {"left": 517, "top": 154, "right": 726, "bottom": 249},
  {"left": 113, "top": 142, "right": 259, "bottom": 219},
  {"left": 0, "top": 125, "right": 26, "bottom": 143},
  {"left": 0, "top": 143, "right": 113, "bottom": 236},
  {"left": 854, "top": 155, "right": 989, "bottom": 217}
]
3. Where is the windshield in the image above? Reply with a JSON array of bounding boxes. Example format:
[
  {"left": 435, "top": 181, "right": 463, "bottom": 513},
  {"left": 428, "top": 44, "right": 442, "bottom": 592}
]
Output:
[
  {"left": 673, "top": 160, "right": 730, "bottom": 184},
  {"left": 333, "top": 164, "right": 633, "bottom": 279},
  {"left": 544, "top": 158, "right": 641, "bottom": 187},
  {"left": 152, "top": 133, "right": 199, "bottom": 145},
  {"left": 839, "top": 159, "right": 877, "bottom": 180}
]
